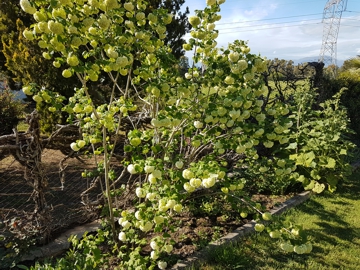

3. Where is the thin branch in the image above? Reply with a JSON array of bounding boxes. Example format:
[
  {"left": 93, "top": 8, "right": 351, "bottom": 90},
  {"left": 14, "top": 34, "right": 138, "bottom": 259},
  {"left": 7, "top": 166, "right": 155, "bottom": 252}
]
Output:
[{"left": 0, "top": 145, "right": 20, "bottom": 150}]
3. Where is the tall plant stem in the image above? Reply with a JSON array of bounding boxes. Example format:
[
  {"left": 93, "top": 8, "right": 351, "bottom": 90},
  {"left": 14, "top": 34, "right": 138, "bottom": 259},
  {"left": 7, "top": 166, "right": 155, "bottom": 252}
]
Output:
[
  {"left": 103, "top": 126, "right": 117, "bottom": 241},
  {"left": 77, "top": 72, "right": 117, "bottom": 240}
]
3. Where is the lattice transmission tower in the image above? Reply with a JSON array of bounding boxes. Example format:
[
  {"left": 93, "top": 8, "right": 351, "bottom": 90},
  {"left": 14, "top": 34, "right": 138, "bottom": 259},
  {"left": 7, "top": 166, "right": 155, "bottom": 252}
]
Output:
[{"left": 319, "top": 0, "right": 348, "bottom": 66}]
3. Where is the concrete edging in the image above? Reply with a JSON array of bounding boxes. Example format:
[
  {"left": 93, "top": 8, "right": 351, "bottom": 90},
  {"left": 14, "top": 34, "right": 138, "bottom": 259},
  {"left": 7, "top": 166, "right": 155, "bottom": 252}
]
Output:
[
  {"left": 171, "top": 190, "right": 312, "bottom": 269},
  {"left": 21, "top": 219, "right": 102, "bottom": 261},
  {"left": 20, "top": 191, "right": 311, "bottom": 267}
]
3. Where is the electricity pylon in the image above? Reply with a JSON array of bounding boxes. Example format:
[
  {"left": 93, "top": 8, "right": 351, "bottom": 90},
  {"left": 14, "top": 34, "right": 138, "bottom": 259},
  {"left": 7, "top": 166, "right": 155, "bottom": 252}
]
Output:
[{"left": 319, "top": 0, "right": 348, "bottom": 67}]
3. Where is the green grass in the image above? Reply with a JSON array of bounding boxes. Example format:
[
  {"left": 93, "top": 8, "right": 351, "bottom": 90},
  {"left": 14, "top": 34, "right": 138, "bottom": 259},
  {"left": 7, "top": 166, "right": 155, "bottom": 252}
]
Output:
[{"left": 190, "top": 170, "right": 360, "bottom": 270}]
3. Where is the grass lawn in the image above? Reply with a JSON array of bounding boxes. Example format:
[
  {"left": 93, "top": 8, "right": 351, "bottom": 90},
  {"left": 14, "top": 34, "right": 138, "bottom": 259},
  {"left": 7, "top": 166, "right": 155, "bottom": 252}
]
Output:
[{"left": 191, "top": 170, "right": 360, "bottom": 270}]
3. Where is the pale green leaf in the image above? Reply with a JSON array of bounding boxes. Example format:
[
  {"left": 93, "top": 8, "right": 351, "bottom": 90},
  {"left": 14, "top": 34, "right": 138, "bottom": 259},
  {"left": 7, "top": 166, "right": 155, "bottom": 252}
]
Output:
[
  {"left": 340, "top": 149, "right": 347, "bottom": 155},
  {"left": 310, "top": 169, "right": 321, "bottom": 180},
  {"left": 295, "top": 151, "right": 316, "bottom": 167},
  {"left": 286, "top": 142, "right": 298, "bottom": 150},
  {"left": 297, "top": 175, "right": 306, "bottom": 183},
  {"left": 312, "top": 182, "right": 325, "bottom": 193},
  {"left": 328, "top": 185, "right": 337, "bottom": 193},
  {"left": 325, "top": 157, "right": 336, "bottom": 168},
  {"left": 304, "top": 180, "right": 315, "bottom": 190},
  {"left": 332, "top": 134, "right": 340, "bottom": 141},
  {"left": 309, "top": 130, "right": 321, "bottom": 137}
]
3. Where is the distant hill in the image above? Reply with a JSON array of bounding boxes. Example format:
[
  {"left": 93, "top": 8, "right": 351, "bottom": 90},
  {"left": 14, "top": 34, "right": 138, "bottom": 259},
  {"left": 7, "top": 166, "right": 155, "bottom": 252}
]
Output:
[{"left": 293, "top": 56, "right": 344, "bottom": 67}]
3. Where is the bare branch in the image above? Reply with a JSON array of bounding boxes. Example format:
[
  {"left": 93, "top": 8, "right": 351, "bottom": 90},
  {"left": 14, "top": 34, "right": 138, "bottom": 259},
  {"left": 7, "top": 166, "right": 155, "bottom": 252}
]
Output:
[{"left": 0, "top": 145, "right": 20, "bottom": 150}]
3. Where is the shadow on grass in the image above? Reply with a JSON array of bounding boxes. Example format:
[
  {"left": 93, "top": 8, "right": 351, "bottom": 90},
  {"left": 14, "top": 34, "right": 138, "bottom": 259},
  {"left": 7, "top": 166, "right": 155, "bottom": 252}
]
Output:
[
  {"left": 312, "top": 222, "right": 360, "bottom": 243},
  {"left": 200, "top": 226, "right": 360, "bottom": 270},
  {"left": 197, "top": 172, "right": 360, "bottom": 270},
  {"left": 249, "top": 182, "right": 360, "bottom": 269},
  {"left": 292, "top": 198, "right": 349, "bottom": 227}
]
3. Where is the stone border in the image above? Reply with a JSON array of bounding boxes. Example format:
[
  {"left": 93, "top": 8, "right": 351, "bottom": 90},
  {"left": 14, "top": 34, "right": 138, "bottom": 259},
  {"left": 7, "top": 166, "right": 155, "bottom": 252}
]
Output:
[
  {"left": 171, "top": 190, "right": 311, "bottom": 269},
  {"left": 21, "top": 219, "right": 102, "bottom": 261},
  {"left": 20, "top": 191, "right": 311, "bottom": 266}
]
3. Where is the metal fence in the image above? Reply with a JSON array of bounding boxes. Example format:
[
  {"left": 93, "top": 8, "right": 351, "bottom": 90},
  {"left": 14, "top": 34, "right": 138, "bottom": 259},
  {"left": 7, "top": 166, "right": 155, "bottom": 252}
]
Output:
[{"left": 0, "top": 148, "right": 102, "bottom": 236}]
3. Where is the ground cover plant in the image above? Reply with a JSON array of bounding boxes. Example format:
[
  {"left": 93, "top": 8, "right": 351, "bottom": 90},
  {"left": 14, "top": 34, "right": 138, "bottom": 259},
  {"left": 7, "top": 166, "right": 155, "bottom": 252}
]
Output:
[{"left": 4, "top": 0, "right": 355, "bottom": 269}]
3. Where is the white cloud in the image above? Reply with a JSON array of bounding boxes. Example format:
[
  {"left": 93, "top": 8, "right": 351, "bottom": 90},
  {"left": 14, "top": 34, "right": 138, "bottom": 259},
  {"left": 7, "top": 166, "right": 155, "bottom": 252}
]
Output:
[
  {"left": 243, "top": 1, "right": 278, "bottom": 20},
  {"left": 183, "top": 0, "right": 360, "bottom": 62}
]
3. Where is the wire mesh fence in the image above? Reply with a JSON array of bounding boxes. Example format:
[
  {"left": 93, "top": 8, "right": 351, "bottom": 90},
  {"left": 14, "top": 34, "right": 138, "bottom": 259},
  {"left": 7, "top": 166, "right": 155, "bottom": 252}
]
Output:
[{"left": 0, "top": 148, "right": 104, "bottom": 237}]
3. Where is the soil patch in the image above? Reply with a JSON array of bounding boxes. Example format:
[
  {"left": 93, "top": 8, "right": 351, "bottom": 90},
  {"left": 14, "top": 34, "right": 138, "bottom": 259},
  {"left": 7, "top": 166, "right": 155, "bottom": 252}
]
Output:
[{"left": 167, "top": 193, "right": 293, "bottom": 261}]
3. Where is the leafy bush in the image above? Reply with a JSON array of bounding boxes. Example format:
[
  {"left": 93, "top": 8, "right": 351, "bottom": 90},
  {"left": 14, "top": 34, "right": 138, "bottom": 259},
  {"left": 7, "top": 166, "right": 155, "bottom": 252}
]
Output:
[
  {"left": 315, "top": 62, "right": 360, "bottom": 142},
  {"left": 0, "top": 215, "right": 42, "bottom": 269},
  {"left": 336, "top": 79, "right": 360, "bottom": 142},
  {"left": 243, "top": 84, "right": 354, "bottom": 194},
  {"left": 15, "top": 232, "right": 107, "bottom": 270},
  {"left": 0, "top": 82, "right": 26, "bottom": 135},
  {"left": 16, "top": 0, "right": 356, "bottom": 268}
]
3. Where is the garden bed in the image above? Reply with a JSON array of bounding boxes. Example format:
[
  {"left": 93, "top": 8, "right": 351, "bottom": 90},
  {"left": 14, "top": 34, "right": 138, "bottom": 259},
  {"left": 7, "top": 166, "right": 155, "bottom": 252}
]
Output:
[{"left": 15, "top": 188, "right": 301, "bottom": 269}]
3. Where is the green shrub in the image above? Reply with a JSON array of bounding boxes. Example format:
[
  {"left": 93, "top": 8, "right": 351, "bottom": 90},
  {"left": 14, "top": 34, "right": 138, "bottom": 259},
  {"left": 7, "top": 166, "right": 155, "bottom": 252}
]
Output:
[
  {"left": 18, "top": 232, "right": 108, "bottom": 270},
  {"left": 0, "top": 83, "right": 26, "bottom": 135},
  {"left": 316, "top": 76, "right": 360, "bottom": 143},
  {"left": 337, "top": 80, "right": 360, "bottom": 142},
  {"left": 243, "top": 85, "right": 354, "bottom": 195}
]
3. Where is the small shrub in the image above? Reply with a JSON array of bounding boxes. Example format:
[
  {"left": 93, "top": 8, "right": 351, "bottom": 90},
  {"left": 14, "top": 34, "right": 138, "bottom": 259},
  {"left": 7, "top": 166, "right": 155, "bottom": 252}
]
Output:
[{"left": 0, "top": 81, "right": 26, "bottom": 135}]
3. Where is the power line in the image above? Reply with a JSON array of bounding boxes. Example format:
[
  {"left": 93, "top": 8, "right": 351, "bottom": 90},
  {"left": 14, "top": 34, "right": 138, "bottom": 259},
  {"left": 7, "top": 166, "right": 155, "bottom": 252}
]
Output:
[
  {"left": 341, "top": 22, "right": 360, "bottom": 27},
  {"left": 217, "top": 18, "right": 322, "bottom": 31},
  {"left": 216, "top": 10, "right": 359, "bottom": 26},
  {"left": 342, "top": 17, "right": 360, "bottom": 21},
  {"left": 216, "top": 21, "right": 360, "bottom": 35},
  {"left": 185, "top": 1, "right": 360, "bottom": 36},
  {"left": 217, "top": 17, "right": 360, "bottom": 31},
  {"left": 217, "top": 22, "right": 321, "bottom": 34},
  {"left": 219, "top": 0, "right": 326, "bottom": 12},
  {"left": 184, "top": 18, "right": 360, "bottom": 36},
  {"left": 216, "top": 13, "right": 323, "bottom": 25}
]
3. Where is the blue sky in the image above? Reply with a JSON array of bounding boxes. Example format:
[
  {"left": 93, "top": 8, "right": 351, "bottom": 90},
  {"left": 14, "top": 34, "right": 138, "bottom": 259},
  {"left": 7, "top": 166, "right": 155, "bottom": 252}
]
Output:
[{"left": 183, "top": 0, "right": 360, "bottom": 63}]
